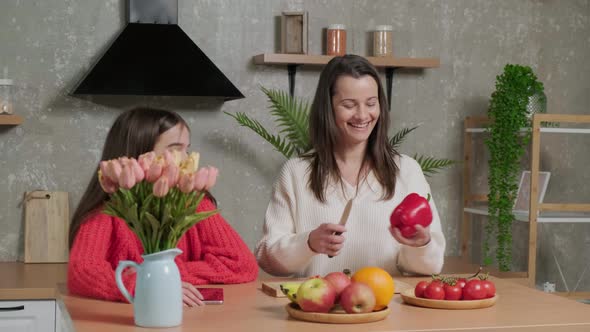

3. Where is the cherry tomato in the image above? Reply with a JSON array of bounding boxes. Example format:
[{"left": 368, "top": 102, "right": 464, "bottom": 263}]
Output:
[
  {"left": 456, "top": 278, "right": 467, "bottom": 288},
  {"left": 429, "top": 279, "right": 444, "bottom": 287},
  {"left": 463, "top": 280, "right": 486, "bottom": 300},
  {"left": 481, "top": 280, "right": 496, "bottom": 298},
  {"left": 443, "top": 283, "right": 462, "bottom": 300},
  {"left": 414, "top": 281, "right": 430, "bottom": 298},
  {"left": 424, "top": 282, "right": 445, "bottom": 300}
]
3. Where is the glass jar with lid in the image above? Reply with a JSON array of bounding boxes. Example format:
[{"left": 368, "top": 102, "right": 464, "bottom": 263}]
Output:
[
  {"left": 326, "top": 24, "right": 346, "bottom": 56},
  {"left": 373, "top": 25, "right": 393, "bottom": 57},
  {"left": 0, "top": 78, "right": 13, "bottom": 115}
]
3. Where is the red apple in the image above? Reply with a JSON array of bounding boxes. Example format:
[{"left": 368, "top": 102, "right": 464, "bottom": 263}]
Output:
[
  {"left": 296, "top": 277, "right": 336, "bottom": 313},
  {"left": 324, "top": 271, "right": 351, "bottom": 303},
  {"left": 339, "top": 282, "right": 376, "bottom": 314}
]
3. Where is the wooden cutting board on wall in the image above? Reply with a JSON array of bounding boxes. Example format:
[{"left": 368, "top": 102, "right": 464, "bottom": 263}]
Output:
[{"left": 24, "top": 191, "right": 69, "bottom": 263}]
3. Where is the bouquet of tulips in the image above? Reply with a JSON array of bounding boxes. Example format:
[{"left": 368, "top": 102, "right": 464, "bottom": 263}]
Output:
[{"left": 98, "top": 150, "right": 219, "bottom": 254}]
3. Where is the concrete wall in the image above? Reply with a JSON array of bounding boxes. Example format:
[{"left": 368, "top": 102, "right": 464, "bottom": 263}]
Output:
[{"left": 1, "top": 0, "right": 588, "bottom": 290}]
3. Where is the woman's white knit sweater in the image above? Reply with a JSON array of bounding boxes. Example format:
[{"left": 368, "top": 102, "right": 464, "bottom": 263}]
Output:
[{"left": 255, "top": 154, "right": 446, "bottom": 277}]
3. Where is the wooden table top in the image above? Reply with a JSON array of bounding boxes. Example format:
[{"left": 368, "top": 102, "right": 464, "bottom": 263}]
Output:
[
  {"left": 2, "top": 261, "right": 589, "bottom": 331},
  {"left": 60, "top": 276, "right": 590, "bottom": 332}
]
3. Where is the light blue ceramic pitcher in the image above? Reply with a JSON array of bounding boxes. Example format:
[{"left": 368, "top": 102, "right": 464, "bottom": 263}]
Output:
[{"left": 115, "top": 248, "right": 183, "bottom": 328}]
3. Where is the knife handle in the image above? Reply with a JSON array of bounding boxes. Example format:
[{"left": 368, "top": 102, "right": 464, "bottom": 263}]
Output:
[{"left": 327, "top": 231, "right": 343, "bottom": 258}]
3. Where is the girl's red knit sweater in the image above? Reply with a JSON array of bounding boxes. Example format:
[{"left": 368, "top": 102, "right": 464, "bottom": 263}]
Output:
[{"left": 67, "top": 197, "right": 258, "bottom": 302}]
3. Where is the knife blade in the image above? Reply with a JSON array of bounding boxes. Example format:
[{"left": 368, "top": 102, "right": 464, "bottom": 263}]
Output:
[
  {"left": 328, "top": 199, "right": 353, "bottom": 258},
  {"left": 335, "top": 199, "right": 353, "bottom": 235}
]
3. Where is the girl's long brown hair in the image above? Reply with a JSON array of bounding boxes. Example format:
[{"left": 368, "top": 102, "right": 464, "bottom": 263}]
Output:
[
  {"left": 303, "top": 54, "right": 399, "bottom": 202},
  {"left": 69, "top": 107, "right": 189, "bottom": 248}
]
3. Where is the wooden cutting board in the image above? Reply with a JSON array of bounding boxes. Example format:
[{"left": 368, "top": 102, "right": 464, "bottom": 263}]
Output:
[
  {"left": 24, "top": 191, "right": 69, "bottom": 263},
  {"left": 262, "top": 281, "right": 298, "bottom": 297}
]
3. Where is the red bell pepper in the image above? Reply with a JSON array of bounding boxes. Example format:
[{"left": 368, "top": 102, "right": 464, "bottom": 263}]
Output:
[{"left": 390, "top": 193, "right": 433, "bottom": 238}]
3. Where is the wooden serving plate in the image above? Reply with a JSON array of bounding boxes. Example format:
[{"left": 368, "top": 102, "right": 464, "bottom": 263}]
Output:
[
  {"left": 400, "top": 289, "right": 498, "bottom": 309},
  {"left": 285, "top": 303, "right": 390, "bottom": 324}
]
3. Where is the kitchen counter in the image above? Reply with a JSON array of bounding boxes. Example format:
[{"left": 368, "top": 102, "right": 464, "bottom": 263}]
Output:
[
  {"left": 60, "top": 275, "right": 590, "bottom": 332},
  {"left": 2, "top": 261, "right": 590, "bottom": 331},
  {"left": 0, "top": 262, "right": 67, "bottom": 300}
]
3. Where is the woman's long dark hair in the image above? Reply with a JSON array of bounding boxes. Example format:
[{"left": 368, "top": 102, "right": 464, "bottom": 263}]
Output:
[
  {"left": 304, "top": 54, "right": 399, "bottom": 202},
  {"left": 69, "top": 107, "right": 189, "bottom": 248}
]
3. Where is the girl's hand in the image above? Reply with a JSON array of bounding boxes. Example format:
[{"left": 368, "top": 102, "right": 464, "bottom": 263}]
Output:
[
  {"left": 308, "top": 223, "right": 346, "bottom": 257},
  {"left": 182, "top": 282, "right": 205, "bottom": 307},
  {"left": 390, "top": 224, "right": 431, "bottom": 247}
]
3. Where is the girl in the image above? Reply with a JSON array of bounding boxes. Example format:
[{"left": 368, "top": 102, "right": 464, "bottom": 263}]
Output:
[{"left": 68, "top": 107, "right": 258, "bottom": 306}]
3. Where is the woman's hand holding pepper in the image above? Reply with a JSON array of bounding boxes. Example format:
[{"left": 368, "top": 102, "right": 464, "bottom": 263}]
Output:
[
  {"left": 390, "top": 224, "right": 431, "bottom": 247},
  {"left": 308, "top": 223, "right": 347, "bottom": 256}
]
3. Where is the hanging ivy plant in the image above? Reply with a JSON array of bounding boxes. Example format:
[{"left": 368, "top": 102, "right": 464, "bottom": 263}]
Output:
[{"left": 484, "top": 64, "right": 545, "bottom": 271}]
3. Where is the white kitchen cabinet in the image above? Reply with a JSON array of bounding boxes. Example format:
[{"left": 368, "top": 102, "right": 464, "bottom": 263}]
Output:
[{"left": 0, "top": 300, "right": 55, "bottom": 332}]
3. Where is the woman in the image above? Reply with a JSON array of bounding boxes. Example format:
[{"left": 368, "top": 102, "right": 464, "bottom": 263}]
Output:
[
  {"left": 255, "top": 55, "right": 445, "bottom": 277},
  {"left": 68, "top": 107, "right": 258, "bottom": 306}
]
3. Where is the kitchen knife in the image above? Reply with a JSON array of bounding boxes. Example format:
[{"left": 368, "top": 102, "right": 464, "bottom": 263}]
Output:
[{"left": 328, "top": 199, "right": 353, "bottom": 258}]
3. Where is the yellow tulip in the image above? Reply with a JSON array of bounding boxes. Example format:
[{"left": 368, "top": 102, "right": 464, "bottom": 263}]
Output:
[{"left": 180, "top": 152, "right": 200, "bottom": 174}]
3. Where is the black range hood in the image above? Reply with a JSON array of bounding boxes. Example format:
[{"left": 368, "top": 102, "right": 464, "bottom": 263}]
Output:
[{"left": 73, "top": 0, "right": 244, "bottom": 100}]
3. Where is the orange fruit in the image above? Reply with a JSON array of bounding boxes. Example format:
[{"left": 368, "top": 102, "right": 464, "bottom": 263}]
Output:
[{"left": 351, "top": 266, "right": 395, "bottom": 310}]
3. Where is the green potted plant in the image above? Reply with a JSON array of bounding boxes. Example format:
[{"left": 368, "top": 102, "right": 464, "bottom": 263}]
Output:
[
  {"left": 225, "top": 87, "right": 455, "bottom": 177},
  {"left": 484, "top": 64, "right": 546, "bottom": 271}
]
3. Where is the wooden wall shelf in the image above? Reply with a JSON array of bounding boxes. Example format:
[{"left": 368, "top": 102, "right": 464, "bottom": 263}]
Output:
[
  {"left": 0, "top": 114, "right": 23, "bottom": 125},
  {"left": 252, "top": 53, "right": 440, "bottom": 108},
  {"left": 253, "top": 53, "right": 440, "bottom": 68}
]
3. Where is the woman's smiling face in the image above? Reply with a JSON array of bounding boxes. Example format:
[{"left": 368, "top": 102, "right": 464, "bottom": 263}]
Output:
[{"left": 331, "top": 74, "right": 380, "bottom": 148}]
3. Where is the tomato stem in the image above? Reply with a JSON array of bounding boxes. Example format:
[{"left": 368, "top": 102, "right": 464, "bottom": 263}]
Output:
[{"left": 469, "top": 266, "right": 483, "bottom": 279}]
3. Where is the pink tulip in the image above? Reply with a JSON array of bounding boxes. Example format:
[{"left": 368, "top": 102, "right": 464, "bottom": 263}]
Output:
[
  {"left": 153, "top": 176, "right": 170, "bottom": 197},
  {"left": 193, "top": 167, "right": 209, "bottom": 192},
  {"left": 178, "top": 173, "right": 195, "bottom": 193},
  {"left": 146, "top": 162, "right": 164, "bottom": 182},
  {"left": 164, "top": 150, "right": 182, "bottom": 167},
  {"left": 163, "top": 164, "right": 180, "bottom": 187},
  {"left": 138, "top": 152, "right": 157, "bottom": 172},
  {"left": 119, "top": 156, "right": 130, "bottom": 166},
  {"left": 105, "top": 160, "right": 122, "bottom": 183},
  {"left": 118, "top": 164, "right": 136, "bottom": 189},
  {"left": 205, "top": 166, "right": 218, "bottom": 190},
  {"left": 99, "top": 161, "right": 112, "bottom": 182},
  {"left": 130, "top": 158, "right": 145, "bottom": 182},
  {"left": 98, "top": 170, "right": 118, "bottom": 193}
]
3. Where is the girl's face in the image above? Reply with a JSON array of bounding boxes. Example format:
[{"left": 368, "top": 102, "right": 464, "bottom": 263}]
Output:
[
  {"left": 331, "top": 75, "right": 380, "bottom": 148},
  {"left": 153, "top": 123, "right": 190, "bottom": 156}
]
